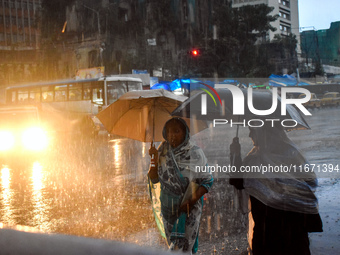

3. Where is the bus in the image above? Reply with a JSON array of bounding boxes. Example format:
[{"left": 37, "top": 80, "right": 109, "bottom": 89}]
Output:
[{"left": 1, "top": 76, "right": 143, "bottom": 139}]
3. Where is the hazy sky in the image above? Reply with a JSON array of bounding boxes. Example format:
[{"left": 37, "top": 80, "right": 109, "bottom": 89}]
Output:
[{"left": 299, "top": 0, "right": 340, "bottom": 30}]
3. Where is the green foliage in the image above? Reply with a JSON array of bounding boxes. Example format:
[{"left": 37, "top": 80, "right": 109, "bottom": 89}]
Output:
[
  {"left": 185, "top": 3, "right": 280, "bottom": 77},
  {"left": 314, "top": 60, "right": 324, "bottom": 76},
  {"left": 272, "top": 34, "right": 297, "bottom": 55}
]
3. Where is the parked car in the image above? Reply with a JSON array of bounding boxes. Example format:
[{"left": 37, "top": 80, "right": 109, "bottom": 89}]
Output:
[
  {"left": 321, "top": 92, "right": 340, "bottom": 107},
  {"left": 298, "top": 93, "right": 321, "bottom": 109}
]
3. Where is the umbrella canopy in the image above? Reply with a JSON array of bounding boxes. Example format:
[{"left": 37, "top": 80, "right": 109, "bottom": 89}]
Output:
[
  {"left": 269, "top": 74, "right": 310, "bottom": 87},
  {"left": 169, "top": 78, "right": 216, "bottom": 92},
  {"left": 96, "top": 89, "right": 207, "bottom": 142},
  {"left": 150, "top": 81, "right": 171, "bottom": 91},
  {"left": 172, "top": 88, "right": 310, "bottom": 131}
]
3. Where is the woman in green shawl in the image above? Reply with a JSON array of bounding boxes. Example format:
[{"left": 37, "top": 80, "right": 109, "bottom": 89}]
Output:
[{"left": 148, "top": 117, "right": 213, "bottom": 254}]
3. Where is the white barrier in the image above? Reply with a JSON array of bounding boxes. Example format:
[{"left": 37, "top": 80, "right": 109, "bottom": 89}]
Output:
[{"left": 0, "top": 225, "right": 171, "bottom": 255}]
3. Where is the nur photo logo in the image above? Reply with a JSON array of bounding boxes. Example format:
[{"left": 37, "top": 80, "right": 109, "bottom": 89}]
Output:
[{"left": 198, "top": 83, "right": 312, "bottom": 129}]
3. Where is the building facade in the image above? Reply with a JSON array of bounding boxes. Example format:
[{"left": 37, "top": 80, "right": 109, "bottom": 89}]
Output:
[
  {"left": 63, "top": 0, "right": 214, "bottom": 79},
  {"left": 232, "top": 0, "right": 300, "bottom": 49},
  {"left": 301, "top": 21, "right": 340, "bottom": 74},
  {"left": 0, "top": 0, "right": 41, "bottom": 85},
  {"left": 0, "top": 0, "right": 301, "bottom": 85}
]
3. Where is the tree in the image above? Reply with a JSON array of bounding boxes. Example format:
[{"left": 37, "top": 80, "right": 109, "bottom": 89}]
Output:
[
  {"left": 215, "top": 3, "right": 278, "bottom": 77},
  {"left": 267, "top": 34, "right": 298, "bottom": 75},
  {"left": 182, "top": 2, "right": 279, "bottom": 78}
]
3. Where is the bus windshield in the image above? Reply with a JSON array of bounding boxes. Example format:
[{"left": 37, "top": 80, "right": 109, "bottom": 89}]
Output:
[{"left": 106, "top": 80, "right": 143, "bottom": 105}]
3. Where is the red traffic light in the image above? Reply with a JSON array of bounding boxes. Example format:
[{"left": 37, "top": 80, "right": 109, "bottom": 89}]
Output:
[{"left": 191, "top": 49, "right": 199, "bottom": 56}]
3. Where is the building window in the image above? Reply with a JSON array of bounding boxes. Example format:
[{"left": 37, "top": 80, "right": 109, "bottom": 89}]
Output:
[
  {"left": 3, "top": 1, "right": 9, "bottom": 8},
  {"left": 118, "top": 8, "right": 128, "bottom": 22},
  {"left": 5, "top": 17, "right": 10, "bottom": 27},
  {"left": 279, "top": 0, "right": 290, "bottom": 8},
  {"left": 9, "top": 0, "right": 15, "bottom": 9},
  {"left": 88, "top": 50, "right": 99, "bottom": 68},
  {"left": 6, "top": 34, "right": 11, "bottom": 43},
  {"left": 280, "top": 24, "right": 291, "bottom": 34},
  {"left": 279, "top": 10, "right": 290, "bottom": 20},
  {"left": 18, "top": 18, "right": 22, "bottom": 28},
  {"left": 182, "top": 1, "right": 188, "bottom": 20}
]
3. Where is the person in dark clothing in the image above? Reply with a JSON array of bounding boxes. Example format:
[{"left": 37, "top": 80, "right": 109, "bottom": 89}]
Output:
[
  {"left": 230, "top": 136, "right": 242, "bottom": 166},
  {"left": 229, "top": 124, "right": 323, "bottom": 255}
]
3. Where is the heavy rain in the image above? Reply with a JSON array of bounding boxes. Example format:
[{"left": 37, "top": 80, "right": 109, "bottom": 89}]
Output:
[
  {"left": 0, "top": 106, "right": 339, "bottom": 254},
  {"left": 0, "top": 1, "right": 340, "bottom": 255}
]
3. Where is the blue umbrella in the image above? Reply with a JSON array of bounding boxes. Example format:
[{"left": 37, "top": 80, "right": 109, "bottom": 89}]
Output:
[
  {"left": 269, "top": 74, "right": 310, "bottom": 87},
  {"left": 170, "top": 78, "right": 215, "bottom": 92},
  {"left": 150, "top": 82, "right": 171, "bottom": 91}
]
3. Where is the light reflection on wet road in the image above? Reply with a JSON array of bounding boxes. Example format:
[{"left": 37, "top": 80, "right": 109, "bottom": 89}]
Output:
[{"left": 0, "top": 137, "right": 154, "bottom": 240}]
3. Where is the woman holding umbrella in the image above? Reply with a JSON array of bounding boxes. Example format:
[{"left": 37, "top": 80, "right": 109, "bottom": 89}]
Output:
[
  {"left": 229, "top": 123, "right": 323, "bottom": 255},
  {"left": 148, "top": 117, "right": 213, "bottom": 254}
]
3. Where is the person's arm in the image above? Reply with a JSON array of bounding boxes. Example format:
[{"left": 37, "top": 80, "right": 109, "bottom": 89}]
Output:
[
  {"left": 180, "top": 162, "right": 214, "bottom": 213},
  {"left": 148, "top": 143, "right": 159, "bottom": 182},
  {"left": 179, "top": 186, "right": 208, "bottom": 213}
]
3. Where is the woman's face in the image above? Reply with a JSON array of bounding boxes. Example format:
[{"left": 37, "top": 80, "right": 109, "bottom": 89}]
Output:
[{"left": 166, "top": 121, "right": 186, "bottom": 148}]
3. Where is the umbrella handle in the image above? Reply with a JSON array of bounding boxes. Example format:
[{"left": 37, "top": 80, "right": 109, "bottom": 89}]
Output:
[
  {"left": 235, "top": 116, "right": 240, "bottom": 138},
  {"left": 149, "top": 140, "right": 157, "bottom": 159},
  {"left": 149, "top": 141, "right": 158, "bottom": 170},
  {"left": 150, "top": 141, "right": 154, "bottom": 159}
]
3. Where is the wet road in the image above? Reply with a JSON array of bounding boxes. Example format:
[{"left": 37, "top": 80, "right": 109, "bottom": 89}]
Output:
[
  {"left": 0, "top": 137, "right": 154, "bottom": 240},
  {"left": 0, "top": 107, "right": 339, "bottom": 254}
]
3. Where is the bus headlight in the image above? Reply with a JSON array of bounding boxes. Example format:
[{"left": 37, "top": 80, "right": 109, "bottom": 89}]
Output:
[
  {"left": 0, "top": 131, "right": 15, "bottom": 151},
  {"left": 22, "top": 127, "right": 48, "bottom": 151}
]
